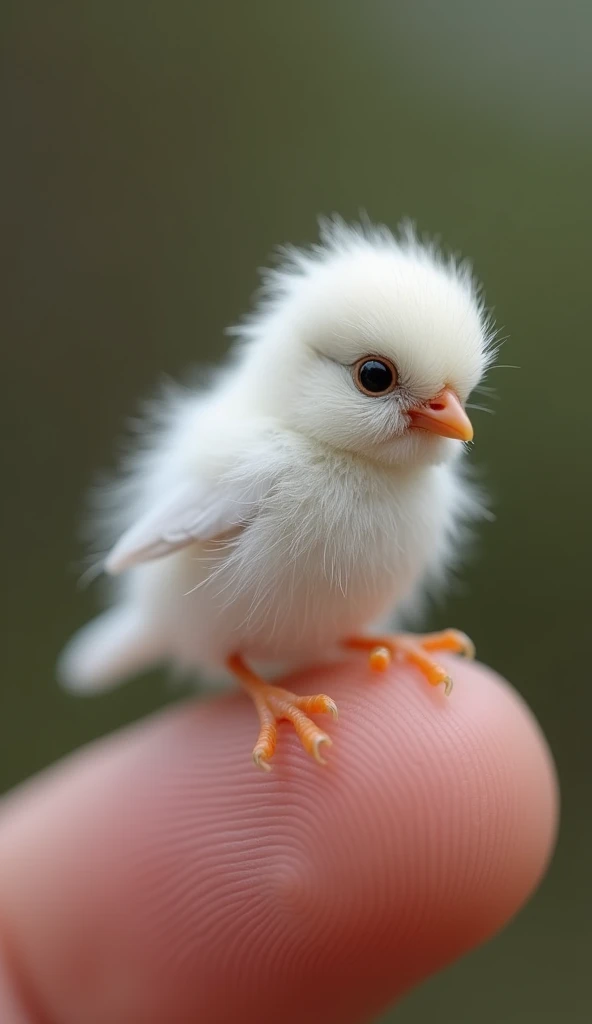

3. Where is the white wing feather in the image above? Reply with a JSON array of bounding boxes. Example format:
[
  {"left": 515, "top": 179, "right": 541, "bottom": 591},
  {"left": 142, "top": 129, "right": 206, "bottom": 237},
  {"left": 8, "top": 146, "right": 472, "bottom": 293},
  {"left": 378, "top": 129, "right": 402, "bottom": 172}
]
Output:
[{"left": 105, "top": 469, "right": 274, "bottom": 575}]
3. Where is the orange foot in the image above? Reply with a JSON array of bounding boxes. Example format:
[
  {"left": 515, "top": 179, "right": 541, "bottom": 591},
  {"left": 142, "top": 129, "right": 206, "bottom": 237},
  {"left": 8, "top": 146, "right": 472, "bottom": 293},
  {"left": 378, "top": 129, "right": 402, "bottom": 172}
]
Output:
[
  {"left": 344, "top": 629, "right": 475, "bottom": 697},
  {"left": 227, "top": 653, "right": 338, "bottom": 771}
]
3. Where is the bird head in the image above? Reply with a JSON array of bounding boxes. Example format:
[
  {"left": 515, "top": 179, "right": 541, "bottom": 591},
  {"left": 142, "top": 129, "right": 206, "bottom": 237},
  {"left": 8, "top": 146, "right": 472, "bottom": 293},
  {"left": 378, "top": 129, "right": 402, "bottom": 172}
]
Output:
[{"left": 234, "top": 219, "right": 496, "bottom": 469}]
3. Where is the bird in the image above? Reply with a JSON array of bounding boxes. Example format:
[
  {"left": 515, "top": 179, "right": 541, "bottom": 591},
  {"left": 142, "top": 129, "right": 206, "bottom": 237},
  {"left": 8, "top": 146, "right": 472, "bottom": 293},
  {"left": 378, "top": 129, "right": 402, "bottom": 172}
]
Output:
[{"left": 58, "top": 217, "right": 496, "bottom": 770}]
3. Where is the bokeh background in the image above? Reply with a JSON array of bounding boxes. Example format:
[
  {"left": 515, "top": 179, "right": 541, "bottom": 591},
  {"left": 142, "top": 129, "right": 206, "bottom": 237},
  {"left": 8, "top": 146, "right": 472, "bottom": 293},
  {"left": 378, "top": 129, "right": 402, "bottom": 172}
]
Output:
[{"left": 2, "top": 1, "right": 590, "bottom": 1020}]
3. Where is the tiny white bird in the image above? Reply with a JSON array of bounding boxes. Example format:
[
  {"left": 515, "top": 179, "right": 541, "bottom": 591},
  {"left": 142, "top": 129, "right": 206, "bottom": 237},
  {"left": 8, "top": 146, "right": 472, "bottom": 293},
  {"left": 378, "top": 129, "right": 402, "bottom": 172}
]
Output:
[{"left": 58, "top": 218, "right": 496, "bottom": 769}]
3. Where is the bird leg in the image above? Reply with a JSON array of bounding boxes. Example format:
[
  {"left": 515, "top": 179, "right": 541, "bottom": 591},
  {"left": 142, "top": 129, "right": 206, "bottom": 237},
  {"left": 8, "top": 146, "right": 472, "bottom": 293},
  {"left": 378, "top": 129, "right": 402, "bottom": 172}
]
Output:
[
  {"left": 344, "top": 629, "right": 475, "bottom": 697},
  {"left": 227, "top": 653, "right": 338, "bottom": 771}
]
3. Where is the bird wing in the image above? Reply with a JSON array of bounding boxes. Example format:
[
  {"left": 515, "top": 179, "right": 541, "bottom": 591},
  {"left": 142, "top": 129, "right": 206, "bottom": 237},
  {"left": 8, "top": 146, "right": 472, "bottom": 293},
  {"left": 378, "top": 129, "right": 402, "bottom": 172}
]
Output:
[{"left": 104, "top": 468, "right": 274, "bottom": 575}]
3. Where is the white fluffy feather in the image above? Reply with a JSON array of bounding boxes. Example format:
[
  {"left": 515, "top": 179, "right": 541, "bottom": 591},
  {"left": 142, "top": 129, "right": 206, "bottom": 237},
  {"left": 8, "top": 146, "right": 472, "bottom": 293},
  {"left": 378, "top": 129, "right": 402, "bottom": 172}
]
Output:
[{"left": 58, "top": 218, "right": 495, "bottom": 693}]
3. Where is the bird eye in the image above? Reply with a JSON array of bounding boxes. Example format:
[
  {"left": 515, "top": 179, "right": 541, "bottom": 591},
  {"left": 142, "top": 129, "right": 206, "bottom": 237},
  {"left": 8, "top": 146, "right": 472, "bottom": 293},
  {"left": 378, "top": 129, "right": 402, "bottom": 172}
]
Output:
[{"left": 353, "top": 356, "right": 398, "bottom": 397}]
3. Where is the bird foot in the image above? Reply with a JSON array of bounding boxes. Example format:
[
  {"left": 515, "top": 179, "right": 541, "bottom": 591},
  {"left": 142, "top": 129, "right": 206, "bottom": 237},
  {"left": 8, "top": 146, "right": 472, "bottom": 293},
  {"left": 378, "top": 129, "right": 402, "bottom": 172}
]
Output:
[
  {"left": 344, "top": 629, "right": 475, "bottom": 697},
  {"left": 227, "top": 654, "right": 338, "bottom": 771}
]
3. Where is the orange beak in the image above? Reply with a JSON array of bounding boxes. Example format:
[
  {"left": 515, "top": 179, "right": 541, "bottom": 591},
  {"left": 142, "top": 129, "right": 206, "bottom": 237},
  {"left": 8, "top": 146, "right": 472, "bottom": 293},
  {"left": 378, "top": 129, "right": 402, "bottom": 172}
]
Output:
[{"left": 408, "top": 387, "right": 474, "bottom": 442}]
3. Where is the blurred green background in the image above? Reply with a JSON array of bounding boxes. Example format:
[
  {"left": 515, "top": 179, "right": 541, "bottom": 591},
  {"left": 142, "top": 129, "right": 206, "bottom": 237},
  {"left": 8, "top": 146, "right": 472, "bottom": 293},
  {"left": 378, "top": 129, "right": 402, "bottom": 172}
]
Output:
[{"left": 2, "top": 1, "right": 590, "bottom": 1020}]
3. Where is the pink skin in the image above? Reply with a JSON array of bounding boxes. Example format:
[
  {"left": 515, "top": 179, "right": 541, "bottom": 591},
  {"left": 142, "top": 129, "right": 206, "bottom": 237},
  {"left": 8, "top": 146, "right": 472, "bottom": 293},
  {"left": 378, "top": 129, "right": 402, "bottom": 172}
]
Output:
[{"left": 0, "top": 657, "right": 557, "bottom": 1024}]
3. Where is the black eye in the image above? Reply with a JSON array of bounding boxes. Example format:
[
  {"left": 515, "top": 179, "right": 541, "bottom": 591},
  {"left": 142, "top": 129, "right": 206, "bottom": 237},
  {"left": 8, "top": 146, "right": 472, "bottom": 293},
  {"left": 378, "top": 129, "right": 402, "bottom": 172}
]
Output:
[{"left": 353, "top": 356, "right": 398, "bottom": 397}]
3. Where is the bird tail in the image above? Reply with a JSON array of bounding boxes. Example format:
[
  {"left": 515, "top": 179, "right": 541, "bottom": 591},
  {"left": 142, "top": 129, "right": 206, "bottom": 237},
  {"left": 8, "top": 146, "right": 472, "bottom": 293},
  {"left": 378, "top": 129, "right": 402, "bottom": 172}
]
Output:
[{"left": 57, "top": 606, "right": 165, "bottom": 694}]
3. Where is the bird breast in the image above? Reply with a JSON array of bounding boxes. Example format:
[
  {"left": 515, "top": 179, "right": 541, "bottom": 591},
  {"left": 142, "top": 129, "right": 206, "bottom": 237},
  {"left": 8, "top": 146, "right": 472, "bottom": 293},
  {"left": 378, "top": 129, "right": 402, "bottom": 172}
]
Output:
[{"left": 167, "top": 448, "right": 456, "bottom": 664}]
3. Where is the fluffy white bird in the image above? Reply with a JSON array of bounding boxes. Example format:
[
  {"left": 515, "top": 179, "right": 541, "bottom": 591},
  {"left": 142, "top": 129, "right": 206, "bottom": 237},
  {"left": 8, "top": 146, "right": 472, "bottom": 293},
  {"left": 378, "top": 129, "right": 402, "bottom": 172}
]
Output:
[{"left": 58, "top": 218, "right": 495, "bottom": 769}]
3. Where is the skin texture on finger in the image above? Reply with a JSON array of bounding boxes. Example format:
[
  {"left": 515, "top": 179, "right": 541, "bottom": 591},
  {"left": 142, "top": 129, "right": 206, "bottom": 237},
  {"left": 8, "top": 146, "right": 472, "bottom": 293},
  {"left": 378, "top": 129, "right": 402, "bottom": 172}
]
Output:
[{"left": 0, "top": 659, "right": 558, "bottom": 1024}]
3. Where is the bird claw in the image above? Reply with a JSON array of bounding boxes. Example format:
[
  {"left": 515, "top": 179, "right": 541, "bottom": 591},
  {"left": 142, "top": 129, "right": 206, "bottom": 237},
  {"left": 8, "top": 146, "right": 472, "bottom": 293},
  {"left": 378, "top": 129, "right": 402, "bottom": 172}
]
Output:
[
  {"left": 369, "top": 646, "right": 391, "bottom": 672},
  {"left": 346, "top": 628, "right": 474, "bottom": 699},
  {"left": 227, "top": 655, "right": 338, "bottom": 770},
  {"left": 252, "top": 719, "right": 332, "bottom": 770},
  {"left": 299, "top": 694, "right": 339, "bottom": 720},
  {"left": 253, "top": 749, "right": 274, "bottom": 772},
  {"left": 311, "top": 733, "right": 332, "bottom": 765},
  {"left": 459, "top": 635, "right": 476, "bottom": 660}
]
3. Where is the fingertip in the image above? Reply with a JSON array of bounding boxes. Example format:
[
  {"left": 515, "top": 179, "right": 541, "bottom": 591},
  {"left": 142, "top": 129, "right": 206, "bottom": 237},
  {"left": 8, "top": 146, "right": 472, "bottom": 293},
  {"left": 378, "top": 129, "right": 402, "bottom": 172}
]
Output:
[{"left": 0, "top": 658, "right": 558, "bottom": 1024}]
